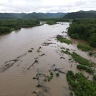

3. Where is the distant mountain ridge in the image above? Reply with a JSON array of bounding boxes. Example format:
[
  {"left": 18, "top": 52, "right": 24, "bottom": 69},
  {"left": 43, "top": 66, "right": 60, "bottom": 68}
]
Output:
[
  {"left": 0, "top": 12, "right": 67, "bottom": 19},
  {"left": 63, "top": 11, "right": 96, "bottom": 19}
]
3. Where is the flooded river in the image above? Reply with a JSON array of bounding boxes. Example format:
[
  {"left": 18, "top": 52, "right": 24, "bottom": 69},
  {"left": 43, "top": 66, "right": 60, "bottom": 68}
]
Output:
[{"left": 0, "top": 23, "right": 95, "bottom": 96}]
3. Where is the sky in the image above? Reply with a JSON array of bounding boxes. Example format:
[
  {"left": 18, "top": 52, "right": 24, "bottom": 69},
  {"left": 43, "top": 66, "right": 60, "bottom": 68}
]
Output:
[{"left": 0, "top": 0, "right": 96, "bottom": 13}]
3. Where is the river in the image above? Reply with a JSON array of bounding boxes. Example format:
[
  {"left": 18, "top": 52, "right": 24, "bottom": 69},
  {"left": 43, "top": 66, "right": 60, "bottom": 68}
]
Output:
[{"left": 0, "top": 23, "right": 95, "bottom": 96}]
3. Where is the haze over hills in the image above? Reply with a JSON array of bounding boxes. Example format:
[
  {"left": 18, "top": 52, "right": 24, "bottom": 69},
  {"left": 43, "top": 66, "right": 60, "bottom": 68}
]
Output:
[
  {"left": 0, "top": 12, "right": 67, "bottom": 19},
  {"left": 63, "top": 10, "right": 96, "bottom": 19},
  {"left": 1, "top": 10, "right": 96, "bottom": 19}
]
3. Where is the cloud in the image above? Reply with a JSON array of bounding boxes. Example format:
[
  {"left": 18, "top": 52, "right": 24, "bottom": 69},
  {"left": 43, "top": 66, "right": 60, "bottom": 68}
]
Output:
[{"left": 0, "top": 0, "right": 96, "bottom": 13}]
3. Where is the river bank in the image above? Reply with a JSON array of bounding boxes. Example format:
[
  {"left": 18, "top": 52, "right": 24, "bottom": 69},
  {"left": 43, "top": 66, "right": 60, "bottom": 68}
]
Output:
[{"left": 0, "top": 19, "right": 40, "bottom": 35}]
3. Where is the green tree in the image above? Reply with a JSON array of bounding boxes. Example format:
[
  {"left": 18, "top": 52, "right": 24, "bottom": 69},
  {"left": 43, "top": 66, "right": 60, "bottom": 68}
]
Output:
[{"left": 89, "top": 33, "right": 96, "bottom": 47}]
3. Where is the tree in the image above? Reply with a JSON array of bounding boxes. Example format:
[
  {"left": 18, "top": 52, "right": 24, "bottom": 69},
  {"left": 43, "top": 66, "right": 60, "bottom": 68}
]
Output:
[{"left": 89, "top": 33, "right": 96, "bottom": 47}]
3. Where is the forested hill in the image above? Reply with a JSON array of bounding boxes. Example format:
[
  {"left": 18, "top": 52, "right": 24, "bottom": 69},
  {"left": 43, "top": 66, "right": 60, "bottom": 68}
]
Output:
[
  {"left": 63, "top": 11, "right": 96, "bottom": 19},
  {"left": 0, "top": 12, "right": 67, "bottom": 19}
]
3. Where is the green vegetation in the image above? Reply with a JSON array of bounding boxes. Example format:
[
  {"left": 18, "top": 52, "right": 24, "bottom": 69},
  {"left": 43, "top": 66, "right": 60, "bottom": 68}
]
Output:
[
  {"left": 88, "top": 51, "right": 93, "bottom": 56},
  {"left": 46, "top": 20, "right": 56, "bottom": 25},
  {"left": 93, "top": 75, "right": 96, "bottom": 80},
  {"left": 47, "top": 75, "right": 53, "bottom": 81},
  {"left": 61, "top": 50, "right": 71, "bottom": 55},
  {"left": 68, "top": 18, "right": 96, "bottom": 47},
  {"left": 44, "top": 79, "right": 47, "bottom": 82},
  {"left": 88, "top": 51, "right": 96, "bottom": 57},
  {"left": 66, "top": 70, "right": 96, "bottom": 96},
  {"left": 44, "top": 72, "right": 54, "bottom": 82},
  {"left": 56, "top": 73, "right": 59, "bottom": 77},
  {"left": 70, "top": 91, "right": 73, "bottom": 96},
  {"left": 44, "top": 18, "right": 71, "bottom": 25},
  {"left": 63, "top": 11, "right": 96, "bottom": 19},
  {"left": 57, "top": 35, "right": 72, "bottom": 44},
  {"left": 71, "top": 52, "right": 95, "bottom": 67},
  {"left": 77, "top": 65, "right": 94, "bottom": 74},
  {"left": 61, "top": 49, "right": 95, "bottom": 68},
  {"left": 50, "top": 72, "right": 54, "bottom": 76},
  {"left": 0, "top": 19, "right": 40, "bottom": 34},
  {"left": 77, "top": 43, "right": 92, "bottom": 52}
]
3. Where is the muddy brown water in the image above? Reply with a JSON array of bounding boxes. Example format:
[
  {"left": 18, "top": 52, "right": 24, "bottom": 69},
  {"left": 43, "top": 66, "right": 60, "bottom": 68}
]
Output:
[{"left": 0, "top": 23, "right": 96, "bottom": 96}]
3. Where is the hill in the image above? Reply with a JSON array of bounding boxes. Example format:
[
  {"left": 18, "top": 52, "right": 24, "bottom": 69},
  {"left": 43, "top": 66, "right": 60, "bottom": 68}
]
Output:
[
  {"left": 63, "top": 11, "right": 96, "bottom": 19},
  {"left": 0, "top": 12, "right": 67, "bottom": 19}
]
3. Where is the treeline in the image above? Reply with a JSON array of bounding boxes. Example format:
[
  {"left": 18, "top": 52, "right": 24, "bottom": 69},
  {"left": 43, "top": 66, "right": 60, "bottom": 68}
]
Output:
[
  {"left": 39, "top": 18, "right": 70, "bottom": 25},
  {"left": 0, "top": 19, "right": 40, "bottom": 34},
  {"left": 68, "top": 18, "right": 96, "bottom": 47},
  {"left": 66, "top": 70, "right": 96, "bottom": 96},
  {"left": 46, "top": 20, "right": 57, "bottom": 25},
  {"left": 46, "top": 19, "right": 70, "bottom": 25}
]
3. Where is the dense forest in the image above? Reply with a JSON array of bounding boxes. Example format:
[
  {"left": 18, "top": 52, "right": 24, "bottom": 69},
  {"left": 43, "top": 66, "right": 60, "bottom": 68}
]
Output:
[
  {"left": 68, "top": 18, "right": 96, "bottom": 47},
  {"left": 0, "top": 19, "right": 40, "bottom": 34},
  {"left": 63, "top": 11, "right": 96, "bottom": 19}
]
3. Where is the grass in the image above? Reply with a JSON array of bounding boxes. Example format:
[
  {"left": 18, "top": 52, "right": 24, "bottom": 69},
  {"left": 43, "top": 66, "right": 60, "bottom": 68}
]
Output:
[
  {"left": 57, "top": 35, "right": 72, "bottom": 44},
  {"left": 61, "top": 50, "right": 95, "bottom": 67},
  {"left": 77, "top": 43, "right": 92, "bottom": 52},
  {"left": 71, "top": 52, "right": 95, "bottom": 67},
  {"left": 77, "top": 65, "right": 94, "bottom": 74}
]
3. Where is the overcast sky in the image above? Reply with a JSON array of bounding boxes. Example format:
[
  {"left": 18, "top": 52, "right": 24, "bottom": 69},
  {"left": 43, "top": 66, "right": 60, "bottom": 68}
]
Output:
[{"left": 0, "top": 0, "right": 96, "bottom": 13}]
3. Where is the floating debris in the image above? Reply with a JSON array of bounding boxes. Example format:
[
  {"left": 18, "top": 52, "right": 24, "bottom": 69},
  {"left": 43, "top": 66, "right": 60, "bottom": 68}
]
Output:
[
  {"left": 28, "top": 50, "right": 32, "bottom": 52},
  {"left": 39, "top": 53, "right": 45, "bottom": 57},
  {"left": 42, "top": 42, "right": 56, "bottom": 46},
  {"left": 0, "top": 58, "right": 19, "bottom": 73},
  {"left": 27, "top": 60, "right": 38, "bottom": 70},
  {"left": 60, "top": 57, "right": 65, "bottom": 59}
]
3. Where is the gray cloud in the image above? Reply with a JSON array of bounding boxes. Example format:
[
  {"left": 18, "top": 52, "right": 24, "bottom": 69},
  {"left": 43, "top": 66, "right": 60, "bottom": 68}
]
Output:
[{"left": 0, "top": 0, "right": 96, "bottom": 13}]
